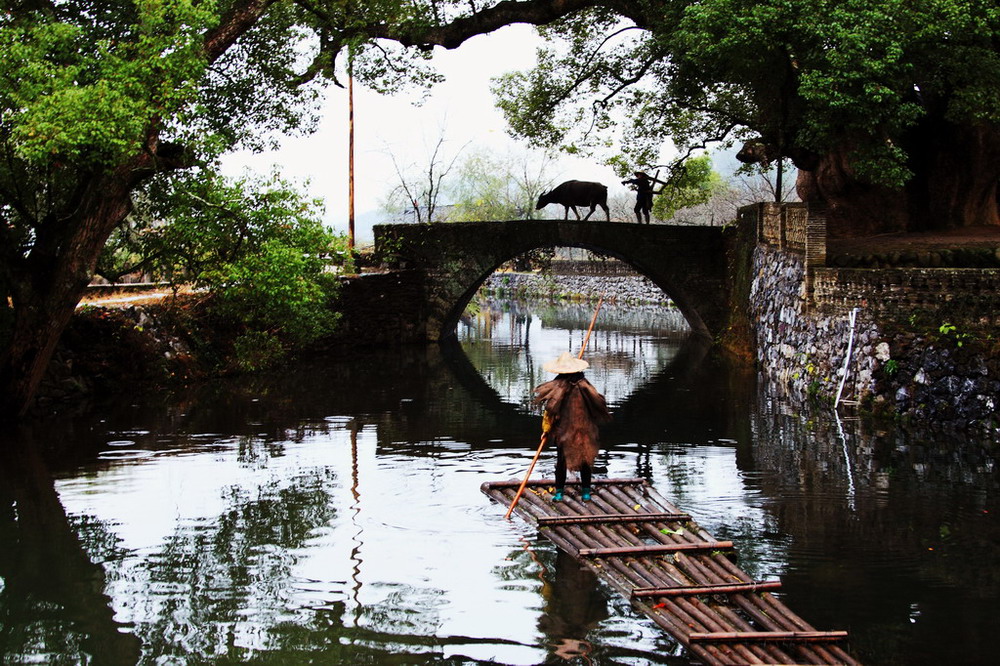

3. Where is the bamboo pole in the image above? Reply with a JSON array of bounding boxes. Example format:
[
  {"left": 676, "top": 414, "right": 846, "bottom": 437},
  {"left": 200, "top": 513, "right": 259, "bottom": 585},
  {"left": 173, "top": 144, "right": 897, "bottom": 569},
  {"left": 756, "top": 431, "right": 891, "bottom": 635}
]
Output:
[
  {"left": 504, "top": 294, "right": 605, "bottom": 520},
  {"left": 631, "top": 581, "right": 783, "bottom": 598},
  {"left": 690, "top": 630, "right": 849, "bottom": 643},
  {"left": 578, "top": 293, "right": 604, "bottom": 358},
  {"left": 537, "top": 511, "right": 690, "bottom": 527},
  {"left": 503, "top": 431, "right": 547, "bottom": 520},
  {"left": 484, "top": 477, "right": 647, "bottom": 489}
]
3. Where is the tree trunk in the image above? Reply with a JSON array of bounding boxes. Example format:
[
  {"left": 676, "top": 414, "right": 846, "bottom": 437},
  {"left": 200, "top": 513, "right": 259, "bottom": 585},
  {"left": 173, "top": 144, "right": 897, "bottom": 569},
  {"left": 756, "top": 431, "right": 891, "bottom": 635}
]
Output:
[
  {"left": 0, "top": 439, "right": 143, "bottom": 662},
  {"left": 797, "top": 119, "right": 1000, "bottom": 238},
  {"left": 904, "top": 119, "right": 1000, "bottom": 232},
  {"left": 0, "top": 172, "right": 138, "bottom": 418}
]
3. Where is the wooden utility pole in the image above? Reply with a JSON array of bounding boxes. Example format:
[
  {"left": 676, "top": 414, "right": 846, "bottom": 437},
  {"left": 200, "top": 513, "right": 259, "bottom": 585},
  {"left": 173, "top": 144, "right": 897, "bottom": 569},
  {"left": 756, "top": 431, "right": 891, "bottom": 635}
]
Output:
[{"left": 348, "top": 62, "right": 356, "bottom": 252}]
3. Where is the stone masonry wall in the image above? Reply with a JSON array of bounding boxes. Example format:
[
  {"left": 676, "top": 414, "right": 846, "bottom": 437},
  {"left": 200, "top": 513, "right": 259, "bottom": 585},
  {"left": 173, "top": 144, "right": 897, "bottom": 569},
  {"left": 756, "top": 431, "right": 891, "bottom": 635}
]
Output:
[
  {"left": 481, "top": 271, "right": 672, "bottom": 305},
  {"left": 750, "top": 245, "right": 1000, "bottom": 436},
  {"left": 813, "top": 267, "right": 1000, "bottom": 319},
  {"left": 321, "top": 270, "right": 427, "bottom": 347},
  {"left": 750, "top": 246, "right": 880, "bottom": 404}
]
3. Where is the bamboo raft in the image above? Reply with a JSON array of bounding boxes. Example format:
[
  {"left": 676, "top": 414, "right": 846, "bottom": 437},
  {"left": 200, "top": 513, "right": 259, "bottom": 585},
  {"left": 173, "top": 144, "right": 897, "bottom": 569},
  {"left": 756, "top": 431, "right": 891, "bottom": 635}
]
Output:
[{"left": 482, "top": 477, "right": 859, "bottom": 666}]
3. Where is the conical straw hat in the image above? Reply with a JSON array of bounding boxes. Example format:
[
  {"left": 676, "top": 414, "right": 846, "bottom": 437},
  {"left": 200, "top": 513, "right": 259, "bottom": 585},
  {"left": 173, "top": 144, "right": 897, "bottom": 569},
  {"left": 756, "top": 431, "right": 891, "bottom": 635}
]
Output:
[{"left": 542, "top": 351, "right": 589, "bottom": 374}]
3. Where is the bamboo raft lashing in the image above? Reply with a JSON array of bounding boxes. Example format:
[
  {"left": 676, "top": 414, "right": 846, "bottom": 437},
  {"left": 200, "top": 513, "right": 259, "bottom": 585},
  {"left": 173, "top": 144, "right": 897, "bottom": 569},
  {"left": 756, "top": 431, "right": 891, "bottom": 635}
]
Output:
[{"left": 482, "top": 477, "right": 860, "bottom": 666}]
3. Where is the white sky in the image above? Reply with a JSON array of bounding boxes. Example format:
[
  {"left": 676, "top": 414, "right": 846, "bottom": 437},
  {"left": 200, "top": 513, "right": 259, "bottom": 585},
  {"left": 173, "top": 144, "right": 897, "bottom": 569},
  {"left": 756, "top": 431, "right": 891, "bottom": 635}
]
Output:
[{"left": 220, "top": 25, "right": 641, "bottom": 239}]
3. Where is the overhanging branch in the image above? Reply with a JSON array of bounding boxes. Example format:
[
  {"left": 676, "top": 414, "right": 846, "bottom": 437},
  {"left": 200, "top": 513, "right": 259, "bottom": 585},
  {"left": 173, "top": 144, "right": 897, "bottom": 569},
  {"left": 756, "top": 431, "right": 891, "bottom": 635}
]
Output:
[{"left": 346, "top": 0, "right": 649, "bottom": 52}]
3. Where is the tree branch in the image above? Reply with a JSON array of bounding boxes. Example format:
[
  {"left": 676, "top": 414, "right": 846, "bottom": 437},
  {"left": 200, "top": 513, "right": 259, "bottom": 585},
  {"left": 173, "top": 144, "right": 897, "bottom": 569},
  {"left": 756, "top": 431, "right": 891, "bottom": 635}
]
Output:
[
  {"left": 204, "top": 0, "right": 279, "bottom": 65},
  {"left": 552, "top": 26, "right": 651, "bottom": 109},
  {"left": 354, "top": 0, "right": 648, "bottom": 52}
]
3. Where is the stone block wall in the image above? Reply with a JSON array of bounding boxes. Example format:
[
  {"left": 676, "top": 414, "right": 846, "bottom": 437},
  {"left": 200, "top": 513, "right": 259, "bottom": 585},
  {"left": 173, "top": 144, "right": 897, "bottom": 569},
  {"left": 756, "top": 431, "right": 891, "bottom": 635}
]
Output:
[
  {"left": 549, "top": 259, "right": 641, "bottom": 276},
  {"left": 321, "top": 270, "right": 428, "bottom": 347},
  {"left": 481, "top": 271, "right": 672, "bottom": 305},
  {"left": 813, "top": 267, "right": 1000, "bottom": 320},
  {"left": 744, "top": 204, "right": 1000, "bottom": 435},
  {"left": 750, "top": 201, "right": 812, "bottom": 251},
  {"left": 750, "top": 246, "right": 880, "bottom": 405}
]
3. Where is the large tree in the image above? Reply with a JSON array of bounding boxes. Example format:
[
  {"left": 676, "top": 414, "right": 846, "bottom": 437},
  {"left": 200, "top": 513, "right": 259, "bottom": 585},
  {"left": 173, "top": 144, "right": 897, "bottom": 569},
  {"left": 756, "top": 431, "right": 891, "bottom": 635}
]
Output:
[
  {"left": 1, "top": 0, "right": 463, "bottom": 418},
  {"left": 306, "top": 0, "right": 1000, "bottom": 237},
  {"left": 1, "top": 0, "right": 306, "bottom": 417}
]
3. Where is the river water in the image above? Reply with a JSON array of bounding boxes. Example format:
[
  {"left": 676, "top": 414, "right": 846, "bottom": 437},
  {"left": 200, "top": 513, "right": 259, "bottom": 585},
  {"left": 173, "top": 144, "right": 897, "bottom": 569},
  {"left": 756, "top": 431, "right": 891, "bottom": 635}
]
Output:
[{"left": 1, "top": 298, "right": 997, "bottom": 665}]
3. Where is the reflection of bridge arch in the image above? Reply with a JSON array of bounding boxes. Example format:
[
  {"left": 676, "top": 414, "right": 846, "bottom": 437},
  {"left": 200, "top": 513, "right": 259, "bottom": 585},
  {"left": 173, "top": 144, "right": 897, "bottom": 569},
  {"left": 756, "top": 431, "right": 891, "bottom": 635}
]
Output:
[
  {"left": 436, "top": 335, "right": 741, "bottom": 446},
  {"left": 374, "top": 221, "right": 729, "bottom": 342}
]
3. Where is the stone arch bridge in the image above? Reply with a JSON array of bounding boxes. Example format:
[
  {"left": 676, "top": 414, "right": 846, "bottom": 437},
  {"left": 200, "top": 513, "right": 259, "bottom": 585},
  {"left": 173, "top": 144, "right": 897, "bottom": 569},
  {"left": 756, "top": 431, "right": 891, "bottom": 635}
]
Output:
[{"left": 371, "top": 220, "right": 732, "bottom": 342}]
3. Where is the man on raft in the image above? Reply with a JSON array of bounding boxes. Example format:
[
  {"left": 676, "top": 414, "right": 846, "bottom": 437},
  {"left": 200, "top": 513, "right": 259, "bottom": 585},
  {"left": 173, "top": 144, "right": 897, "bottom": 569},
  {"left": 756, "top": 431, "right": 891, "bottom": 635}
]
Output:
[{"left": 533, "top": 352, "right": 612, "bottom": 502}]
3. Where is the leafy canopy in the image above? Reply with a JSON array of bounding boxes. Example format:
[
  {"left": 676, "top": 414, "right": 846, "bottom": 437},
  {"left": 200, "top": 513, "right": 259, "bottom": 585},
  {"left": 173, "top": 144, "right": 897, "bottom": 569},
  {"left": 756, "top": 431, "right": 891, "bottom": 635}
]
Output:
[
  {"left": 484, "top": 0, "right": 1000, "bottom": 186},
  {"left": 652, "top": 155, "right": 725, "bottom": 221},
  {"left": 1, "top": 0, "right": 216, "bottom": 168},
  {"left": 112, "top": 169, "right": 345, "bottom": 357}
]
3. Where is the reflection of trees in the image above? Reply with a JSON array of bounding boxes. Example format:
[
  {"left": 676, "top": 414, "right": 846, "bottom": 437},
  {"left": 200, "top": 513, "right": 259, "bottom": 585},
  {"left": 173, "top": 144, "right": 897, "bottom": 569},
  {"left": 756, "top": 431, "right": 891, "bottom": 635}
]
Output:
[
  {"left": 121, "top": 471, "right": 338, "bottom": 662},
  {"left": 35, "top": 301, "right": 721, "bottom": 471},
  {"left": 459, "top": 301, "right": 537, "bottom": 411},
  {"left": 530, "top": 301, "right": 689, "bottom": 337},
  {"left": 0, "top": 439, "right": 141, "bottom": 665}
]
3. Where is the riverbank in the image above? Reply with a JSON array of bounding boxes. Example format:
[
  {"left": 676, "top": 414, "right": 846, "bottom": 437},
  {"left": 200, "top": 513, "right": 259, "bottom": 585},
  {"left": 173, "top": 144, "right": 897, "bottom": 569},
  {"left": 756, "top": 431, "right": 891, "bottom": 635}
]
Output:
[
  {"left": 35, "top": 271, "right": 671, "bottom": 413},
  {"left": 38, "top": 298, "right": 214, "bottom": 411},
  {"left": 740, "top": 206, "right": 1000, "bottom": 439}
]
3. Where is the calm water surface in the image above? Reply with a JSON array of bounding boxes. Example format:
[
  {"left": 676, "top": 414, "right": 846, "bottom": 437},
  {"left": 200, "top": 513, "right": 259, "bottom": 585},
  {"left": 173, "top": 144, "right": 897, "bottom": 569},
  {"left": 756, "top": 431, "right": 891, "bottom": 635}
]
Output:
[{"left": 1, "top": 298, "right": 997, "bottom": 665}]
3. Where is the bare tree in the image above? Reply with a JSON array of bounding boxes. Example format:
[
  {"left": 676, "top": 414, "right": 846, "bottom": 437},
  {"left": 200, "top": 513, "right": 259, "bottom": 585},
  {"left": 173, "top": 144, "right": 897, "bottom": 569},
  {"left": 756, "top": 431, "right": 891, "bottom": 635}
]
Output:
[
  {"left": 382, "top": 128, "right": 468, "bottom": 223},
  {"left": 607, "top": 191, "right": 636, "bottom": 223},
  {"left": 731, "top": 161, "right": 800, "bottom": 207},
  {"left": 449, "top": 147, "right": 556, "bottom": 221}
]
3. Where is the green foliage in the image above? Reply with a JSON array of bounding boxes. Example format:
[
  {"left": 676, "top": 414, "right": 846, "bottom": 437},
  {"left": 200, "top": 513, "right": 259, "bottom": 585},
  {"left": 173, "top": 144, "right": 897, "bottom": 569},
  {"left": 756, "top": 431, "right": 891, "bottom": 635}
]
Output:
[
  {"left": 448, "top": 147, "right": 555, "bottom": 221},
  {"left": 0, "top": 0, "right": 326, "bottom": 202},
  {"left": 938, "top": 321, "right": 972, "bottom": 348},
  {"left": 0, "top": 0, "right": 216, "bottom": 168},
  {"left": 490, "top": 0, "right": 1000, "bottom": 189},
  {"left": 105, "top": 170, "right": 346, "bottom": 364},
  {"left": 652, "top": 155, "right": 725, "bottom": 220},
  {"left": 205, "top": 235, "right": 340, "bottom": 349}
]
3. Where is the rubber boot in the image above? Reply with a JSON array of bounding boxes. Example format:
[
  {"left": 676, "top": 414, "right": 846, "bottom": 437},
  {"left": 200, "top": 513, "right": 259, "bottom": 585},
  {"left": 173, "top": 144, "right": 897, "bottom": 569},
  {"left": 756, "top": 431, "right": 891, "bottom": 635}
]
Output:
[
  {"left": 581, "top": 486, "right": 592, "bottom": 501},
  {"left": 552, "top": 489, "right": 564, "bottom": 502}
]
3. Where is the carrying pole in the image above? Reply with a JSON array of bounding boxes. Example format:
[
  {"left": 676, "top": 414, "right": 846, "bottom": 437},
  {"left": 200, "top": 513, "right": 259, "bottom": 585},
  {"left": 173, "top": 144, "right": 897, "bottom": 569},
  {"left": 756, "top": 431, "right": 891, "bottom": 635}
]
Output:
[{"left": 505, "top": 295, "right": 605, "bottom": 520}]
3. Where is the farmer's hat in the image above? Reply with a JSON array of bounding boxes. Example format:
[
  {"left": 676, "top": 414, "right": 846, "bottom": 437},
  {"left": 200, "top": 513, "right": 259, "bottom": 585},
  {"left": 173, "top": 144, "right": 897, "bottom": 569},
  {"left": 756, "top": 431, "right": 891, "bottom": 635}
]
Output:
[{"left": 543, "top": 351, "right": 589, "bottom": 374}]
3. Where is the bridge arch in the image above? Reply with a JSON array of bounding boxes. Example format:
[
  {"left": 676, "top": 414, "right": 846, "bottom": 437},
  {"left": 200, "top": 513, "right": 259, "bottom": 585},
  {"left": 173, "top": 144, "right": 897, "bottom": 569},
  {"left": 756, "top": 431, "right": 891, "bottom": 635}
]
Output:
[{"left": 373, "top": 220, "right": 731, "bottom": 342}]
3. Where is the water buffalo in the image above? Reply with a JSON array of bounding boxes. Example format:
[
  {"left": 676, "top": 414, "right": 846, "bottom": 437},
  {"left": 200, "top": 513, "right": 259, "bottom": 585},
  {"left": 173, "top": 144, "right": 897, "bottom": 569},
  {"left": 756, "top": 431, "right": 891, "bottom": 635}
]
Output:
[{"left": 536, "top": 180, "right": 610, "bottom": 221}]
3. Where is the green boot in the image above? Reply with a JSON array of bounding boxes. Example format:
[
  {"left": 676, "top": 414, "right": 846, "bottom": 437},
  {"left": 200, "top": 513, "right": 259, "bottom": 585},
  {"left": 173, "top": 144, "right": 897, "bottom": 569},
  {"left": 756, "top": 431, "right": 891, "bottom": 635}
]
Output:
[
  {"left": 552, "top": 489, "right": 564, "bottom": 502},
  {"left": 581, "top": 486, "right": 592, "bottom": 501}
]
